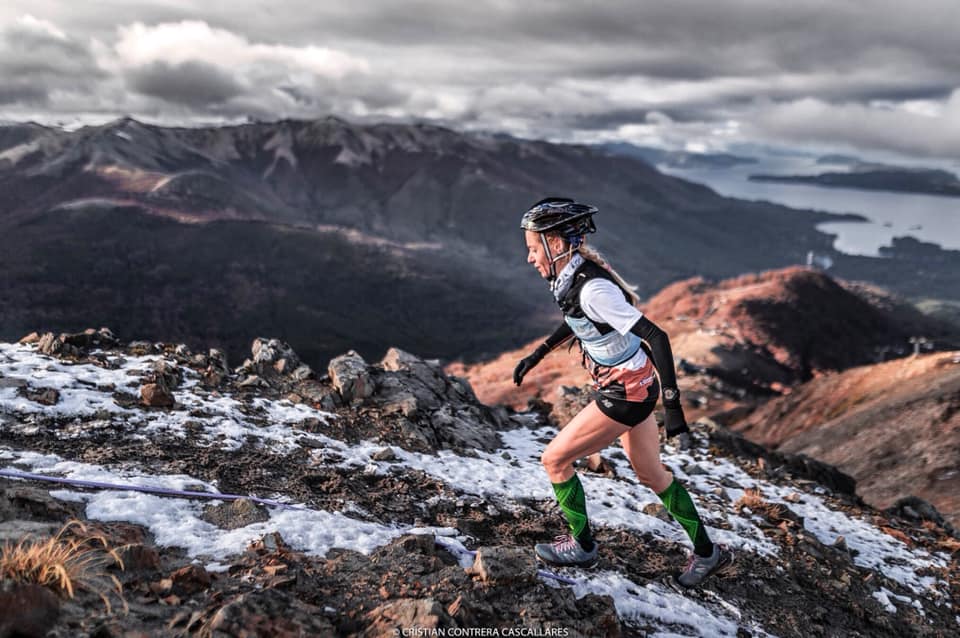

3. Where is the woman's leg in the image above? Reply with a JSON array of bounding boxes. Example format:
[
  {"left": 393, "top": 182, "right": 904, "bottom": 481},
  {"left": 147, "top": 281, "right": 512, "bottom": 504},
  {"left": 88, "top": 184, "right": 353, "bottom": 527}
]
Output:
[
  {"left": 621, "top": 413, "right": 714, "bottom": 557},
  {"left": 542, "top": 401, "right": 630, "bottom": 483},
  {"left": 619, "top": 413, "right": 673, "bottom": 493},
  {"left": 540, "top": 402, "right": 629, "bottom": 555}
]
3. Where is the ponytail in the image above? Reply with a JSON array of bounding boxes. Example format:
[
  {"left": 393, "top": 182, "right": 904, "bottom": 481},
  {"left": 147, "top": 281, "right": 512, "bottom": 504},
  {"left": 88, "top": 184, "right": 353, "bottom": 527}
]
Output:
[{"left": 577, "top": 244, "right": 641, "bottom": 307}]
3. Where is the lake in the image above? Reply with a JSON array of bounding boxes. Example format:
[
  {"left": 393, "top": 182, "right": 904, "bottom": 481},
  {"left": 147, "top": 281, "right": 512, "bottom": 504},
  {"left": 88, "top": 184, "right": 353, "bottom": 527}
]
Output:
[{"left": 660, "top": 159, "right": 960, "bottom": 257}]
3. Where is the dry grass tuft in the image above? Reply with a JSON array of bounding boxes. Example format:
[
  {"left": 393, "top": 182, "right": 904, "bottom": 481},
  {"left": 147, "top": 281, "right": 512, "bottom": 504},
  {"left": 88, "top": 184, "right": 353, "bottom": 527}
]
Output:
[
  {"left": 734, "top": 487, "right": 787, "bottom": 520},
  {"left": 734, "top": 487, "right": 766, "bottom": 512},
  {"left": 0, "top": 520, "right": 126, "bottom": 613}
]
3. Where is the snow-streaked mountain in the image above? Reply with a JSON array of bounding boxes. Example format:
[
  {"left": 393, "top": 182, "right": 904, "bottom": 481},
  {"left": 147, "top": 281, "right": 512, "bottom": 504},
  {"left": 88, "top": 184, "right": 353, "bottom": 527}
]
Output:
[{"left": 0, "top": 115, "right": 884, "bottom": 370}]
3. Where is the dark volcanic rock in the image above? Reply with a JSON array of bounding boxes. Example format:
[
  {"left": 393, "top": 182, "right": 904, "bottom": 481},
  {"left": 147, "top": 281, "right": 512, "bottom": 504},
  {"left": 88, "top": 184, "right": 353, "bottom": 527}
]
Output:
[
  {"left": 363, "top": 598, "right": 452, "bottom": 637},
  {"left": 193, "top": 588, "right": 335, "bottom": 636},
  {"left": 140, "top": 381, "right": 174, "bottom": 408},
  {"left": 116, "top": 544, "right": 162, "bottom": 573},
  {"left": 169, "top": 564, "right": 212, "bottom": 596},
  {"left": 328, "top": 350, "right": 374, "bottom": 405},
  {"left": 20, "top": 386, "right": 60, "bottom": 406},
  {"left": 0, "top": 582, "right": 60, "bottom": 638},
  {"left": 370, "top": 348, "right": 504, "bottom": 452},
  {"left": 247, "top": 337, "right": 312, "bottom": 381},
  {"left": 36, "top": 328, "right": 118, "bottom": 358},
  {"left": 466, "top": 546, "right": 537, "bottom": 585},
  {"left": 202, "top": 498, "right": 271, "bottom": 530},
  {"left": 3, "top": 333, "right": 958, "bottom": 636},
  {"left": 0, "top": 486, "right": 82, "bottom": 522}
]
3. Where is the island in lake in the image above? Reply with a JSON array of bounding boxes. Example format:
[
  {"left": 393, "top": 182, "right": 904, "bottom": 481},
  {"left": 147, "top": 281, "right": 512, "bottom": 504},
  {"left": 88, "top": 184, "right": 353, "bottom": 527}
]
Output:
[
  {"left": 601, "top": 142, "right": 758, "bottom": 169},
  {"left": 749, "top": 166, "right": 960, "bottom": 198}
]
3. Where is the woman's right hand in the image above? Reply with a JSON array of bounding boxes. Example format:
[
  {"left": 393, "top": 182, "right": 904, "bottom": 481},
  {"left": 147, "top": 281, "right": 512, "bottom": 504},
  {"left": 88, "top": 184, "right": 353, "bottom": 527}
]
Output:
[{"left": 513, "top": 344, "right": 550, "bottom": 386}]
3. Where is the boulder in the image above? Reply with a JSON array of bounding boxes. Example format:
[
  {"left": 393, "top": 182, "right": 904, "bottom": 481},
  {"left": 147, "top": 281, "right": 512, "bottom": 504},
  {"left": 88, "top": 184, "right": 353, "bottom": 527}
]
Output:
[
  {"left": 22, "top": 387, "right": 59, "bottom": 406},
  {"left": 140, "top": 382, "right": 174, "bottom": 408},
  {"left": 367, "top": 348, "right": 503, "bottom": 453},
  {"left": 466, "top": 546, "right": 537, "bottom": 586},
  {"left": 381, "top": 348, "right": 447, "bottom": 395},
  {"left": 116, "top": 544, "right": 162, "bottom": 573},
  {"left": 0, "top": 486, "right": 82, "bottom": 521},
  {"left": 202, "top": 498, "right": 271, "bottom": 530},
  {"left": 208, "top": 348, "right": 229, "bottom": 373},
  {"left": 200, "top": 589, "right": 334, "bottom": 636},
  {"left": 37, "top": 328, "right": 119, "bottom": 358},
  {"left": 251, "top": 338, "right": 303, "bottom": 378},
  {"left": 37, "top": 332, "right": 62, "bottom": 356},
  {"left": 127, "top": 340, "right": 157, "bottom": 355},
  {"left": 0, "top": 582, "right": 60, "bottom": 638},
  {"left": 363, "top": 598, "right": 450, "bottom": 637},
  {"left": 149, "top": 360, "right": 183, "bottom": 390},
  {"left": 885, "top": 495, "right": 953, "bottom": 532},
  {"left": 0, "top": 520, "right": 60, "bottom": 544},
  {"left": 293, "top": 380, "right": 341, "bottom": 411},
  {"left": 328, "top": 350, "right": 374, "bottom": 404},
  {"left": 169, "top": 564, "right": 212, "bottom": 596}
]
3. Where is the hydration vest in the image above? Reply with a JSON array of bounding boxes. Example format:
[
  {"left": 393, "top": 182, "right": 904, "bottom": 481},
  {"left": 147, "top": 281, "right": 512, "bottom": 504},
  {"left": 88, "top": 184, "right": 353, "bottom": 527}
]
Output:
[{"left": 557, "top": 260, "right": 644, "bottom": 367}]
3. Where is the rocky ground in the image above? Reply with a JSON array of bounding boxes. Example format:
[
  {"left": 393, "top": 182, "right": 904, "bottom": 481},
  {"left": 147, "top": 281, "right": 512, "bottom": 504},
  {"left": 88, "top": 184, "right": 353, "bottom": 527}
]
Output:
[{"left": 0, "top": 329, "right": 958, "bottom": 637}]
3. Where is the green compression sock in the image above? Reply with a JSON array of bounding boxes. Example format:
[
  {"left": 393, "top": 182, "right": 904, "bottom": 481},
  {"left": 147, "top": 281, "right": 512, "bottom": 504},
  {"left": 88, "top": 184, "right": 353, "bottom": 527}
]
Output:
[
  {"left": 657, "top": 478, "right": 714, "bottom": 557},
  {"left": 552, "top": 474, "right": 594, "bottom": 552}
]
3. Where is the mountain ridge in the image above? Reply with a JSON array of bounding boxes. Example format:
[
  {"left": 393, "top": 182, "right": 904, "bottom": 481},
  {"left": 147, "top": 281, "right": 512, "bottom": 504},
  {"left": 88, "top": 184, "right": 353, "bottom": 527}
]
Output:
[{"left": 3, "top": 116, "right": 960, "bottom": 369}]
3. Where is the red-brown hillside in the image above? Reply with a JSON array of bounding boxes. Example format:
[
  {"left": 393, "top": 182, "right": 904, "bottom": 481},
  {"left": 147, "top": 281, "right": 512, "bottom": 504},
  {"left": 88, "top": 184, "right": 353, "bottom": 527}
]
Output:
[
  {"left": 448, "top": 266, "right": 959, "bottom": 414},
  {"left": 731, "top": 351, "right": 960, "bottom": 527},
  {"left": 644, "top": 266, "right": 957, "bottom": 380}
]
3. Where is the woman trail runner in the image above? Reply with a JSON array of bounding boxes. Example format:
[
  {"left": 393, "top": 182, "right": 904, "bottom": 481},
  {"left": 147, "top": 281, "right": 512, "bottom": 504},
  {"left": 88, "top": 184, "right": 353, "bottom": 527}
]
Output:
[{"left": 514, "top": 197, "right": 733, "bottom": 588}]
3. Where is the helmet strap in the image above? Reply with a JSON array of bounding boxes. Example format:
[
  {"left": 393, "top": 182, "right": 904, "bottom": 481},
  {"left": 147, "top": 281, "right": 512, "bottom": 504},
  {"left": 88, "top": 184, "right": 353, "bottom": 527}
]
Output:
[
  {"left": 542, "top": 234, "right": 580, "bottom": 281},
  {"left": 540, "top": 234, "right": 558, "bottom": 280}
]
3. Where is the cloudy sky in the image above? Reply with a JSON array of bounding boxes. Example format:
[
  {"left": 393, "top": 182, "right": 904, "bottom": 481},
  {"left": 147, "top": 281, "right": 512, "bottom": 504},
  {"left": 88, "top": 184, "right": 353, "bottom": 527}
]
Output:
[{"left": 2, "top": 1, "right": 959, "bottom": 160}]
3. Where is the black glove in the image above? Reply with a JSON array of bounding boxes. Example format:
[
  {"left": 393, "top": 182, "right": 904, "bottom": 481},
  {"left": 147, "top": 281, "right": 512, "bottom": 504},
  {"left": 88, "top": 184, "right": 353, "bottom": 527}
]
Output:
[
  {"left": 513, "top": 344, "right": 549, "bottom": 386},
  {"left": 662, "top": 387, "right": 690, "bottom": 438}
]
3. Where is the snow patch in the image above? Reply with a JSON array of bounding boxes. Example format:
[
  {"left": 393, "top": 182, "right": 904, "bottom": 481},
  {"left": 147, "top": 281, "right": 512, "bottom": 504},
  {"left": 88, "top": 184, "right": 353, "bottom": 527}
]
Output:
[{"left": 1, "top": 448, "right": 402, "bottom": 563}]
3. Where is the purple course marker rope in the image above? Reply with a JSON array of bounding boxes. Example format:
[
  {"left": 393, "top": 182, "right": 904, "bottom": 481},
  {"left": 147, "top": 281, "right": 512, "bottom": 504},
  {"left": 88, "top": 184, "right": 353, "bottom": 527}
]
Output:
[{"left": 0, "top": 468, "right": 304, "bottom": 510}]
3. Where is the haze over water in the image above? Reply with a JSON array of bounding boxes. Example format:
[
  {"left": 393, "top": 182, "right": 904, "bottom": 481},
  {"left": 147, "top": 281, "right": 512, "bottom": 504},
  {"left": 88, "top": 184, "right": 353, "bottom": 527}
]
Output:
[{"left": 662, "top": 158, "right": 960, "bottom": 257}]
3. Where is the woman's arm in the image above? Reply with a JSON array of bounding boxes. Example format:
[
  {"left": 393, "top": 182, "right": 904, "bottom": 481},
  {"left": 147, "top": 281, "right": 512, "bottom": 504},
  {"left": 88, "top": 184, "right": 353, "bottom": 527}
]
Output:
[
  {"left": 513, "top": 322, "right": 574, "bottom": 386},
  {"left": 629, "top": 316, "right": 678, "bottom": 390},
  {"left": 544, "top": 321, "right": 575, "bottom": 351},
  {"left": 629, "top": 316, "right": 690, "bottom": 437}
]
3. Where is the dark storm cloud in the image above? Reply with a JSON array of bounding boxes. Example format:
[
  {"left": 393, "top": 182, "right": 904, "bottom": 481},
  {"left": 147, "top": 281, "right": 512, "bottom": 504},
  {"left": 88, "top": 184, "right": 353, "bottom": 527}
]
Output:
[
  {"left": 199, "top": 2, "right": 959, "bottom": 85},
  {"left": 563, "top": 107, "right": 711, "bottom": 132},
  {"left": 0, "top": 15, "right": 105, "bottom": 106},
  {"left": 125, "top": 61, "right": 246, "bottom": 107},
  {"left": 1, "top": 1, "right": 959, "bottom": 157},
  {"left": 0, "top": 80, "right": 50, "bottom": 105}
]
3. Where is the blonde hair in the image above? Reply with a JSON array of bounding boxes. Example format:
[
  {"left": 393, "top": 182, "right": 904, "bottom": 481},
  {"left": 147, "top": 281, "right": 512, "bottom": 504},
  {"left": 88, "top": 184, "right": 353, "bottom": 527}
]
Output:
[
  {"left": 577, "top": 243, "right": 641, "bottom": 307},
  {"left": 544, "top": 232, "right": 642, "bottom": 307}
]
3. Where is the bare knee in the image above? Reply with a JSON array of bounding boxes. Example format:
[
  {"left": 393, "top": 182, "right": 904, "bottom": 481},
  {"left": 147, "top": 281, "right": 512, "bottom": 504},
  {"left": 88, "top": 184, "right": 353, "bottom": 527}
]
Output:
[
  {"left": 634, "top": 463, "right": 673, "bottom": 493},
  {"left": 541, "top": 448, "right": 571, "bottom": 479}
]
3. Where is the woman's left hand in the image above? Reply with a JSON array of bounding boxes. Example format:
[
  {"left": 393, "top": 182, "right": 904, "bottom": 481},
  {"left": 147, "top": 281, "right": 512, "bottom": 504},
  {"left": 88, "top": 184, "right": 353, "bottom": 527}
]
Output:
[{"left": 513, "top": 344, "right": 549, "bottom": 386}]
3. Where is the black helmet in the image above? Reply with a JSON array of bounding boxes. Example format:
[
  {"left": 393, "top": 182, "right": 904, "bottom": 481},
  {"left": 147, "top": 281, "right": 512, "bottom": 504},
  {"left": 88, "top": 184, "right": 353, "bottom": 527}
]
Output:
[{"left": 520, "top": 197, "right": 598, "bottom": 240}]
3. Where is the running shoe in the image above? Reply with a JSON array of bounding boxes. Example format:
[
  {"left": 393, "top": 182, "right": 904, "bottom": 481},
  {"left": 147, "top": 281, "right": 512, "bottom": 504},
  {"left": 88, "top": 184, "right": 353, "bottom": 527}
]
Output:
[
  {"left": 676, "top": 543, "right": 734, "bottom": 588},
  {"left": 534, "top": 534, "right": 599, "bottom": 568}
]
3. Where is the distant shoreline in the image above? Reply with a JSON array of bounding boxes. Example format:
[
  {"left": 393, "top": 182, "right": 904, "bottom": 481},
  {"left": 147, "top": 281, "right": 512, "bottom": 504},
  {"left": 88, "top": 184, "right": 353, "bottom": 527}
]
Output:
[{"left": 749, "top": 169, "right": 960, "bottom": 199}]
